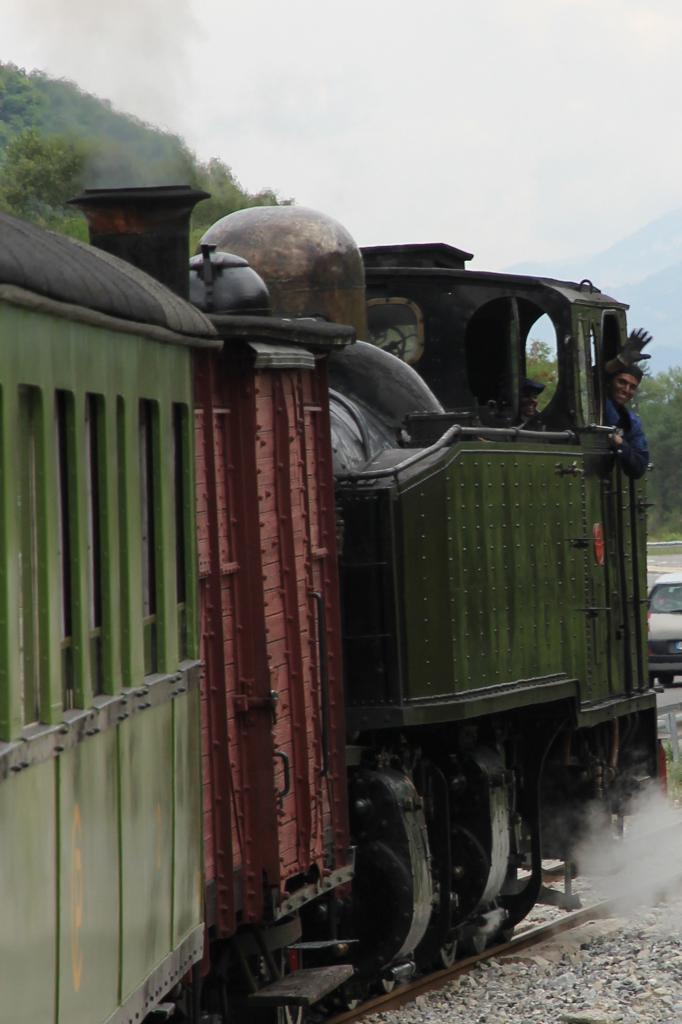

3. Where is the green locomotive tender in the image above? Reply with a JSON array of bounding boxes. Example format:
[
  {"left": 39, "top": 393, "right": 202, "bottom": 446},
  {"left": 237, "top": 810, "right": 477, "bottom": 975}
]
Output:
[{"left": 0, "top": 213, "right": 215, "bottom": 1024}]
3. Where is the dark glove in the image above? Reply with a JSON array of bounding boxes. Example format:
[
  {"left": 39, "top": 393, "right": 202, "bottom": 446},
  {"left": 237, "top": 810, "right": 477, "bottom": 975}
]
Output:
[{"left": 605, "top": 327, "right": 652, "bottom": 375}]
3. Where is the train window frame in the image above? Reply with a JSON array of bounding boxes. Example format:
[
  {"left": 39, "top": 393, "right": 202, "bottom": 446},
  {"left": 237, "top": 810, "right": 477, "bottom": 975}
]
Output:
[
  {"left": 576, "top": 320, "right": 592, "bottom": 425},
  {"left": 520, "top": 307, "right": 560, "bottom": 422},
  {"left": 464, "top": 296, "right": 521, "bottom": 423},
  {"left": 173, "top": 402, "right": 191, "bottom": 659},
  {"left": 55, "top": 389, "right": 75, "bottom": 708},
  {"left": 139, "top": 398, "right": 159, "bottom": 676},
  {"left": 85, "top": 393, "right": 105, "bottom": 695},
  {"left": 575, "top": 313, "right": 622, "bottom": 427},
  {"left": 366, "top": 297, "right": 425, "bottom": 365},
  {"left": 600, "top": 311, "right": 622, "bottom": 423},
  {"left": 17, "top": 384, "right": 43, "bottom": 726},
  {"left": 589, "top": 324, "right": 601, "bottom": 423}
]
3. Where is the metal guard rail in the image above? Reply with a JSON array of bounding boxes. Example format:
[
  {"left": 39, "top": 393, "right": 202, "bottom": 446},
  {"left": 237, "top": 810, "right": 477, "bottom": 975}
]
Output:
[{"left": 337, "top": 425, "right": 577, "bottom": 482}]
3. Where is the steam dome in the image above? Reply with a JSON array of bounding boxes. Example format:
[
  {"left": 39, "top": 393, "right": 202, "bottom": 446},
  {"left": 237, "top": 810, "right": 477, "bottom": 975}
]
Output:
[{"left": 200, "top": 205, "right": 367, "bottom": 338}]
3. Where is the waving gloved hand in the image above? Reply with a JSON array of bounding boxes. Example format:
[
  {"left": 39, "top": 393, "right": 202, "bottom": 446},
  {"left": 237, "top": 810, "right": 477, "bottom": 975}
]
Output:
[{"left": 605, "top": 327, "right": 652, "bottom": 375}]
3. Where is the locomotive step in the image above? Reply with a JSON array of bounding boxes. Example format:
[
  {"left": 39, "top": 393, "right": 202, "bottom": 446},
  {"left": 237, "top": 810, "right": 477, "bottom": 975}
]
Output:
[{"left": 247, "top": 965, "right": 354, "bottom": 1007}]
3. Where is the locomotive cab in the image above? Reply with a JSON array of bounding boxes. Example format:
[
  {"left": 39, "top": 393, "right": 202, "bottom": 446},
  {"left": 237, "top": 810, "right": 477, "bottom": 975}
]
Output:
[{"left": 362, "top": 242, "right": 631, "bottom": 437}]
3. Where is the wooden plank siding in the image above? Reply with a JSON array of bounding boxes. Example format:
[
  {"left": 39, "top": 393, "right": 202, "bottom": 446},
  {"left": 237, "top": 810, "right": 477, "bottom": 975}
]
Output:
[{"left": 195, "top": 342, "right": 349, "bottom": 939}]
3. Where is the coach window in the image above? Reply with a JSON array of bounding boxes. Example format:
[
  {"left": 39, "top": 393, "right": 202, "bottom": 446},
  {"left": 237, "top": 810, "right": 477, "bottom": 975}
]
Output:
[
  {"left": 139, "top": 397, "right": 157, "bottom": 671},
  {"left": 56, "top": 391, "right": 74, "bottom": 707},
  {"left": 18, "top": 385, "right": 42, "bottom": 725},
  {"left": 173, "top": 403, "right": 189, "bottom": 657},
  {"left": 366, "top": 298, "right": 425, "bottom": 365},
  {"left": 140, "top": 400, "right": 159, "bottom": 675},
  {"left": 85, "top": 394, "right": 104, "bottom": 693}
]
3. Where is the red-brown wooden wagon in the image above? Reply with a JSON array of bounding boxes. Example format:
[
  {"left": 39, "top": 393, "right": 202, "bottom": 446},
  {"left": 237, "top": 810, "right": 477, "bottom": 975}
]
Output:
[{"left": 194, "top": 314, "right": 354, "bottom": 1005}]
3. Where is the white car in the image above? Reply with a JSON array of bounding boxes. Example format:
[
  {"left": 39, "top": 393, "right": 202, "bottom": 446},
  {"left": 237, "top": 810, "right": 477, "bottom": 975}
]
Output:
[{"left": 648, "top": 572, "right": 682, "bottom": 686}]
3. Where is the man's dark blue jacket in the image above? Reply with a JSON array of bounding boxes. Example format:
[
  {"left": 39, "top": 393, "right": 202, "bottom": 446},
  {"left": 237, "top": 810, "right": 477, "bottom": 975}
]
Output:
[{"left": 604, "top": 397, "right": 649, "bottom": 479}]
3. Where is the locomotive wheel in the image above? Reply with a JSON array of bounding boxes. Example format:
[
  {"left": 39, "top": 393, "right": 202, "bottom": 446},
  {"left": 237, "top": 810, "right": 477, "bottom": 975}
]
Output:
[{"left": 450, "top": 826, "right": 491, "bottom": 916}]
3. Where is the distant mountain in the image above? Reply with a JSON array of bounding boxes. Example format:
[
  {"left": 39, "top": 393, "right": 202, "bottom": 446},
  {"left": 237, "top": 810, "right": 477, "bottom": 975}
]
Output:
[
  {"left": 508, "top": 208, "right": 682, "bottom": 287},
  {"left": 615, "top": 264, "right": 682, "bottom": 371},
  {"left": 507, "top": 209, "right": 682, "bottom": 372}
]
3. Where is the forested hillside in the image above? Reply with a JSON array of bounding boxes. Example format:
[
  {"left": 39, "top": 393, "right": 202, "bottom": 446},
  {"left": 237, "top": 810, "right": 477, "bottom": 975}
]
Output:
[{"left": 0, "top": 62, "right": 286, "bottom": 244}]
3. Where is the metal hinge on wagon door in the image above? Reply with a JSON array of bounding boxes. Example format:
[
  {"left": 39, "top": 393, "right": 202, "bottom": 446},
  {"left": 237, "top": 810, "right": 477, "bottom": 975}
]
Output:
[{"left": 232, "top": 689, "right": 279, "bottom": 719}]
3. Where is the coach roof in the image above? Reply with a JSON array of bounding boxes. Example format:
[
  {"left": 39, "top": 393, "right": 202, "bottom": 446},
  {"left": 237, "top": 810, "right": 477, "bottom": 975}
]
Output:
[{"left": 0, "top": 211, "right": 217, "bottom": 344}]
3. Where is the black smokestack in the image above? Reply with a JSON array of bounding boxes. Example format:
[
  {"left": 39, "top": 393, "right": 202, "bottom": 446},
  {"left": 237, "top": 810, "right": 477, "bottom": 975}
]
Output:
[{"left": 68, "top": 185, "right": 209, "bottom": 300}]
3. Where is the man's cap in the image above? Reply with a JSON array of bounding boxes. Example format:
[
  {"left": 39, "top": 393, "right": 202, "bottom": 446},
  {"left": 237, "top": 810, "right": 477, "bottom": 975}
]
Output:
[
  {"left": 607, "top": 363, "right": 643, "bottom": 383},
  {"left": 522, "top": 377, "right": 545, "bottom": 394}
]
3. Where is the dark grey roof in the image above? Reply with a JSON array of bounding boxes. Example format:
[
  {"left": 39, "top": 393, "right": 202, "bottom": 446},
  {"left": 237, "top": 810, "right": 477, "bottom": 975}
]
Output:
[
  {"left": 0, "top": 211, "right": 216, "bottom": 340},
  {"left": 362, "top": 242, "right": 474, "bottom": 269}
]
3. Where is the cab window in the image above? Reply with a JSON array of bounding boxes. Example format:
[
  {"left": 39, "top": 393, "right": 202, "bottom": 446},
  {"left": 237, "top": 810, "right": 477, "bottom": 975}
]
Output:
[
  {"left": 367, "top": 298, "right": 424, "bottom": 365},
  {"left": 465, "top": 297, "right": 519, "bottom": 422}
]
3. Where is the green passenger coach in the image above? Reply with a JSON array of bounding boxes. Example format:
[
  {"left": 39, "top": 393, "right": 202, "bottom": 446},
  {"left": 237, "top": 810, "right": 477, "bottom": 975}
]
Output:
[{"left": 0, "top": 213, "right": 218, "bottom": 1024}]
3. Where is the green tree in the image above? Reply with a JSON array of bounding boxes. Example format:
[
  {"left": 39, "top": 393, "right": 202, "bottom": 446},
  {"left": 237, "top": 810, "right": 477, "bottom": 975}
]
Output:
[
  {"left": 0, "top": 64, "right": 45, "bottom": 148},
  {"left": 188, "top": 157, "right": 290, "bottom": 251},
  {"left": 526, "top": 338, "right": 558, "bottom": 409},
  {"left": 0, "top": 127, "right": 89, "bottom": 236},
  {"left": 636, "top": 369, "right": 682, "bottom": 537}
]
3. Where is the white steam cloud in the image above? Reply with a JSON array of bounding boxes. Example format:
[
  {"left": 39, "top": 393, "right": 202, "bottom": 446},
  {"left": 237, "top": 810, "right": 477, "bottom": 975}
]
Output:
[
  {"left": 5, "top": 0, "right": 203, "bottom": 137},
  {"left": 575, "top": 782, "right": 682, "bottom": 916}
]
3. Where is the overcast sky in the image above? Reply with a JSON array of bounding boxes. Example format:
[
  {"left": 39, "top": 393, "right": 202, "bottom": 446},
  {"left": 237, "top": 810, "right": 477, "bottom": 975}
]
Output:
[{"left": 2, "top": 0, "right": 682, "bottom": 270}]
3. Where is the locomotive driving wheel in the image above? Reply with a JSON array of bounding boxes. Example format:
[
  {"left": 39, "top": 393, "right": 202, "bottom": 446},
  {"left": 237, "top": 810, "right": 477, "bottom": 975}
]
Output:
[{"left": 450, "top": 825, "right": 491, "bottom": 916}]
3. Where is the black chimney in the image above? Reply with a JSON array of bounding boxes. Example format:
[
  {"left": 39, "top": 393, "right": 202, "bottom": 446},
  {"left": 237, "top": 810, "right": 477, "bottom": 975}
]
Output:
[{"left": 68, "top": 185, "right": 209, "bottom": 300}]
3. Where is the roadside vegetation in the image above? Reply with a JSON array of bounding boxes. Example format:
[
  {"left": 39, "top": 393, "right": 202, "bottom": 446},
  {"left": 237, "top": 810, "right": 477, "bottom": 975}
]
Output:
[{"left": 636, "top": 371, "right": 682, "bottom": 539}]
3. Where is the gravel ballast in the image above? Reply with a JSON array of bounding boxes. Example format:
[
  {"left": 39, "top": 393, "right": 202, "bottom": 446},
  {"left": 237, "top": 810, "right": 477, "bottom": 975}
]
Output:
[{"left": 365, "top": 890, "right": 682, "bottom": 1024}]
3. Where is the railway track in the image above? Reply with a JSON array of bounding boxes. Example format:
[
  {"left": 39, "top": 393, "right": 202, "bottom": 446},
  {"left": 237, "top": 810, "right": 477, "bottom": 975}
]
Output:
[{"left": 327, "top": 819, "right": 682, "bottom": 1024}]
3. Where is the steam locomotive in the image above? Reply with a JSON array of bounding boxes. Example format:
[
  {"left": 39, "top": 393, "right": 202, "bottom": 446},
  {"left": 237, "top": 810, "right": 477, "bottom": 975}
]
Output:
[{"left": 0, "top": 189, "right": 657, "bottom": 1024}]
